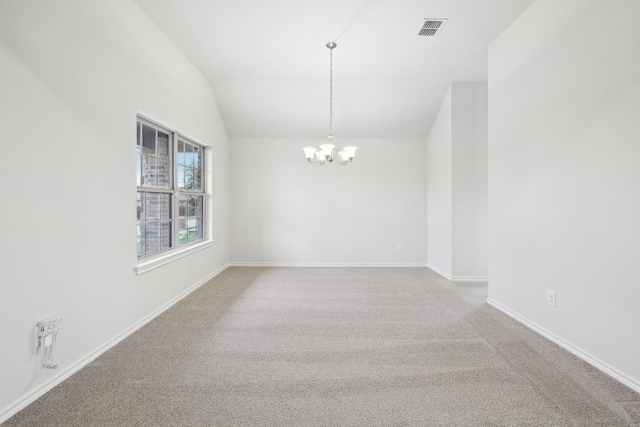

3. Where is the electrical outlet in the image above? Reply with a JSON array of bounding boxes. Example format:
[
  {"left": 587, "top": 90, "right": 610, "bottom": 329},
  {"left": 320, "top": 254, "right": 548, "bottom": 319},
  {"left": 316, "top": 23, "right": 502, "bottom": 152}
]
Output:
[
  {"left": 547, "top": 290, "right": 556, "bottom": 307},
  {"left": 397, "top": 243, "right": 403, "bottom": 251}
]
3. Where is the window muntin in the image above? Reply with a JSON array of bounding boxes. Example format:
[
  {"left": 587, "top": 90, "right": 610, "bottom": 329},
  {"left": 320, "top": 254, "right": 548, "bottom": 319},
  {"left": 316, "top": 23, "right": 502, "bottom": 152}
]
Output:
[{"left": 136, "top": 118, "right": 206, "bottom": 258}]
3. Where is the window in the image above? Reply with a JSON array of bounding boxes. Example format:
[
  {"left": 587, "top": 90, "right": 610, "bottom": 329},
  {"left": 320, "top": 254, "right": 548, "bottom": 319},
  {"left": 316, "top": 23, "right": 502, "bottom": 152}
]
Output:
[{"left": 136, "top": 117, "right": 206, "bottom": 258}]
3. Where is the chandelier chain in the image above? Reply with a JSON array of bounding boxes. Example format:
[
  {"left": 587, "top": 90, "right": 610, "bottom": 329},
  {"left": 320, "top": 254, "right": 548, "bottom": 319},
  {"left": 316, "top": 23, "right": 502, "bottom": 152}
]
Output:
[{"left": 329, "top": 45, "right": 333, "bottom": 138}]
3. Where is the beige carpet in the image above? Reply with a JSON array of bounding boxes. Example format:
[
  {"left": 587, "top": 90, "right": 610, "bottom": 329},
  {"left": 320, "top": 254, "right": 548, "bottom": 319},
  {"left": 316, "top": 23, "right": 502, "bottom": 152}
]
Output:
[{"left": 5, "top": 267, "right": 640, "bottom": 426}]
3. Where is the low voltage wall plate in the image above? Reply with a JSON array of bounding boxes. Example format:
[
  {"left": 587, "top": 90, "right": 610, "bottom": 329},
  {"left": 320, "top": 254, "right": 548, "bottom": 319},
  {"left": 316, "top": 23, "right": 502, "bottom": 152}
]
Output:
[{"left": 35, "top": 318, "right": 62, "bottom": 369}]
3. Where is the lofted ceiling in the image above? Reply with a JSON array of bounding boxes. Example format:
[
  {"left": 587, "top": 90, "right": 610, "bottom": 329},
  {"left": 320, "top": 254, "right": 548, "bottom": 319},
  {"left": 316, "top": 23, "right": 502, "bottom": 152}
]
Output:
[{"left": 134, "top": 0, "right": 535, "bottom": 139}]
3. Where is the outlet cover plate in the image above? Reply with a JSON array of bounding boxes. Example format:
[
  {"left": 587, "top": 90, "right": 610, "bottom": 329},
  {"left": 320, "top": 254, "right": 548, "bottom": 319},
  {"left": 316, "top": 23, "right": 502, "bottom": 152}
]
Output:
[{"left": 547, "top": 290, "right": 556, "bottom": 307}]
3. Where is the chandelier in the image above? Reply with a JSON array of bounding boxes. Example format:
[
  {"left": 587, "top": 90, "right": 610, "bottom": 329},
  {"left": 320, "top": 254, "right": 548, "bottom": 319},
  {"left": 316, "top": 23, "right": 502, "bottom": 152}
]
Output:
[{"left": 303, "top": 42, "right": 357, "bottom": 165}]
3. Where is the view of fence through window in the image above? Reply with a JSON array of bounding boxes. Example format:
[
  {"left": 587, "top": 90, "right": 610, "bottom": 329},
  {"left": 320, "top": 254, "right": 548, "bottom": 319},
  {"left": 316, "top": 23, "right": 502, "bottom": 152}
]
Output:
[{"left": 136, "top": 119, "right": 205, "bottom": 258}]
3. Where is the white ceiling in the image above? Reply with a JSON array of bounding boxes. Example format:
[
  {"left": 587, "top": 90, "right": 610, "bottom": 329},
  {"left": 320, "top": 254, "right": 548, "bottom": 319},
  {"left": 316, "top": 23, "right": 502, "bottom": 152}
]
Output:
[{"left": 134, "top": 0, "right": 535, "bottom": 139}]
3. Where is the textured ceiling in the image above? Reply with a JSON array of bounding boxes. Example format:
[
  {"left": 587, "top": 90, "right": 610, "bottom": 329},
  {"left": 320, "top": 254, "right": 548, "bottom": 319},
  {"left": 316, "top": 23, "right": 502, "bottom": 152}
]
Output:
[{"left": 134, "top": 0, "right": 535, "bottom": 139}]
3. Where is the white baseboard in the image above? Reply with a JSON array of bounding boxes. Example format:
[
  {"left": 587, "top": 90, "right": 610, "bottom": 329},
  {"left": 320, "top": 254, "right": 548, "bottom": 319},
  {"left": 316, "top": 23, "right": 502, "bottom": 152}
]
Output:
[
  {"left": 486, "top": 297, "right": 640, "bottom": 394},
  {"left": 0, "top": 263, "right": 230, "bottom": 424},
  {"left": 229, "top": 262, "right": 429, "bottom": 267},
  {"left": 451, "top": 276, "right": 488, "bottom": 282}
]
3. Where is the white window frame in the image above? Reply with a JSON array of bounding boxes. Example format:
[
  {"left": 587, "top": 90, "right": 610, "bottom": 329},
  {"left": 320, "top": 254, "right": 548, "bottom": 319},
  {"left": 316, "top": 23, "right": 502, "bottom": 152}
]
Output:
[{"left": 135, "top": 115, "right": 213, "bottom": 274}]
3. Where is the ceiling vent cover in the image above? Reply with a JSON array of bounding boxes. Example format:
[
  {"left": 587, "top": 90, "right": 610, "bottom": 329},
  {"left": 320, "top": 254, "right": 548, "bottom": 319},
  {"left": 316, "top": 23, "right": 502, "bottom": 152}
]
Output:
[{"left": 419, "top": 19, "right": 447, "bottom": 37}]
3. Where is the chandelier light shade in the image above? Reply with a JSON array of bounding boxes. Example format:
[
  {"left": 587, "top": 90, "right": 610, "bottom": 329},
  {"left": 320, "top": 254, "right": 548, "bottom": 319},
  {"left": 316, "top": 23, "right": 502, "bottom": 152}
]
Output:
[
  {"left": 303, "top": 147, "right": 318, "bottom": 159},
  {"left": 303, "top": 42, "right": 357, "bottom": 165}
]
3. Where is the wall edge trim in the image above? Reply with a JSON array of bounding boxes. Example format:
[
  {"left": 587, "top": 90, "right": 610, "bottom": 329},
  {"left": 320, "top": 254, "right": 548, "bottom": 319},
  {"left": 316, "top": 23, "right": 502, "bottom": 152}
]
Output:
[
  {"left": 0, "top": 263, "right": 230, "bottom": 424},
  {"left": 426, "top": 265, "right": 487, "bottom": 282},
  {"left": 426, "top": 264, "right": 453, "bottom": 280},
  {"left": 486, "top": 297, "right": 640, "bottom": 394}
]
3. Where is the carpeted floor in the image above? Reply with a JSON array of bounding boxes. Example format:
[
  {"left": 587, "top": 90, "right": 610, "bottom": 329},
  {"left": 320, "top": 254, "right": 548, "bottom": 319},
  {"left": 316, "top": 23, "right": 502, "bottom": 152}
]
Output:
[{"left": 5, "top": 267, "right": 640, "bottom": 426}]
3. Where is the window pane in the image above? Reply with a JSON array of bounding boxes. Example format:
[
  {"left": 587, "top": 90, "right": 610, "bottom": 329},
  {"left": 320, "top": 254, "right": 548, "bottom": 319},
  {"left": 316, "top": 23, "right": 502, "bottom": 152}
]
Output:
[
  {"left": 141, "top": 156, "right": 156, "bottom": 187},
  {"left": 137, "top": 192, "right": 145, "bottom": 256},
  {"left": 183, "top": 167, "right": 192, "bottom": 190},
  {"left": 142, "top": 124, "right": 155, "bottom": 156},
  {"left": 179, "top": 219, "right": 187, "bottom": 245},
  {"left": 137, "top": 122, "right": 141, "bottom": 147},
  {"left": 156, "top": 131, "right": 169, "bottom": 158},
  {"left": 187, "top": 218, "right": 196, "bottom": 243},
  {"left": 195, "top": 168, "right": 202, "bottom": 191},
  {"left": 160, "top": 193, "right": 172, "bottom": 220},
  {"left": 179, "top": 195, "right": 187, "bottom": 219},
  {"left": 145, "top": 223, "right": 160, "bottom": 255},
  {"left": 193, "top": 146, "right": 201, "bottom": 168},
  {"left": 137, "top": 191, "right": 173, "bottom": 256},
  {"left": 188, "top": 195, "right": 196, "bottom": 217},
  {"left": 161, "top": 221, "right": 172, "bottom": 251},
  {"left": 178, "top": 140, "right": 185, "bottom": 165},
  {"left": 176, "top": 139, "right": 203, "bottom": 190},
  {"left": 185, "top": 143, "right": 194, "bottom": 166},
  {"left": 137, "top": 221, "right": 145, "bottom": 257},
  {"left": 137, "top": 192, "right": 145, "bottom": 222},
  {"left": 196, "top": 196, "right": 203, "bottom": 217},
  {"left": 157, "top": 160, "right": 170, "bottom": 189},
  {"left": 196, "top": 218, "right": 204, "bottom": 240},
  {"left": 136, "top": 152, "right": 141, "bottom": 186},
  {"left": 184, "top": 167, "right": 197, "bottom": 191},
  {"left": 145, "top": 192, "right": 160, "bottom": 222},
  {"left": 177, "top": 165, "right": 185, "bottom": 190}
]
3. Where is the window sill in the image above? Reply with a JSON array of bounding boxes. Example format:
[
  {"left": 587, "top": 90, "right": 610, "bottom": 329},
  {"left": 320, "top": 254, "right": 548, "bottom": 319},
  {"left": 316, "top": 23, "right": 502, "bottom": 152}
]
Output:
[{"left": 136, "top": 240, "right": 215, "bottom": 275}]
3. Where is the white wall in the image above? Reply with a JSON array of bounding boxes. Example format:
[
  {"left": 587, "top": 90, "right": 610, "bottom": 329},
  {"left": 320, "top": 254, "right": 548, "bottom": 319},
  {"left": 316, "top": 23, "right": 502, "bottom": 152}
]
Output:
[
  {"left": 452, "top": 83, "right": 488, "bottom": 279},
  {"left": 0, "top": 0, "right": 229, "bottom": 420},
  {"left": 230, "top": 138, "right": 427, "bottom": 265},
  {"left": 427, "top": 83, "right": 488, "bottom": 280},
  {"left": 426, "top": 88, "right": 453, "bottom": 276},
  {"left": 488, "top": 0, "right": 640, "bottom": 391}
]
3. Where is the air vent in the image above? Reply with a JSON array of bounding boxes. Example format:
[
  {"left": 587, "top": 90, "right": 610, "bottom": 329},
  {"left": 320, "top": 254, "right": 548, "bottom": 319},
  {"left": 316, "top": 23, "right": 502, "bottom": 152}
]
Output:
[{"left": 418, "top": 19, "right": 447, "bottom": 37}]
